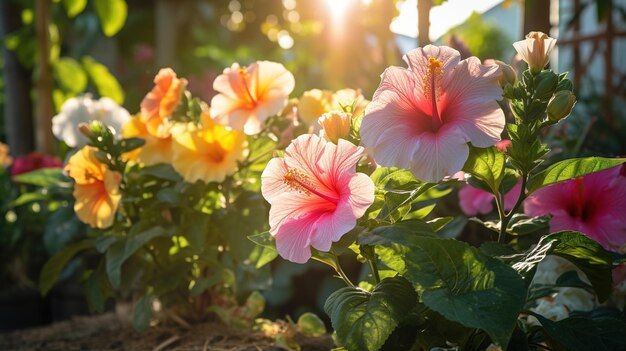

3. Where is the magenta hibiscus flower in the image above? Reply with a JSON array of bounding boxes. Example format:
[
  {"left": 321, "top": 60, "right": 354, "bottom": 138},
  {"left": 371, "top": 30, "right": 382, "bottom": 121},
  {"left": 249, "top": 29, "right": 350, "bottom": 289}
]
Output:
[
  {"left": 361, "top": 45, "right": 505, "bottom": 182},
  {"left": 261, "top": 134, "right": 375, "bottom": 263},
  {"left": 525, "top": 165, "right": 626, "bottom": 252}
]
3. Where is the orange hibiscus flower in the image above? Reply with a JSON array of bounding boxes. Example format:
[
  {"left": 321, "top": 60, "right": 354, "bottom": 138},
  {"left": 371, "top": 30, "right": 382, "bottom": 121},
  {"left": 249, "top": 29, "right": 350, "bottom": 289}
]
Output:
[
  {"left": 122, "top": 115, "right": 174, "bottom": 166},
  {"left": 65, "top": 146, "right": 122, "bottom": 229},
  {"left": 140, "top": 68, "right": 188, "bottom": 137}
]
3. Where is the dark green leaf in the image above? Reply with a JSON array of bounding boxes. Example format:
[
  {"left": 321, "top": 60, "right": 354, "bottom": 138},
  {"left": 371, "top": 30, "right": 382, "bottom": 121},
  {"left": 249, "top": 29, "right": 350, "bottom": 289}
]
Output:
[
  {"left": 39, "top": 240, "right": 94, "bottom": 295},
  {"left": 94, "top": 0, "right": 127, "bottom": 37},
  {"left": 529, "top": 312, "right": 626, "bottom": 351},
  {"left": 546, "top": 231, "right": 614, "bottom": 302},
  {"left": 43, "top": 205, "right": 84, "bottom": 254},
  {"left": 324, "top": 276, "right": 418, "bottom": 351},
  {"left": 378, "top": 237, "right": 525, "bottom": 348},
  {"left": 527, "top": 157, "right": 625, "bottom": 193},
  {"left": 133, "top": 294, "right": 153, "bottom": 332}
]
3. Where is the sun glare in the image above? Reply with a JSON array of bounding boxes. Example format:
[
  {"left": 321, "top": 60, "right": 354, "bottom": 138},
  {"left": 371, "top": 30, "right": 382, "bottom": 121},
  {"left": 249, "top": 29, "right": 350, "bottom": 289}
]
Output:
[{"left": 326, "top": 0, "right": 352, "bottom": 22}]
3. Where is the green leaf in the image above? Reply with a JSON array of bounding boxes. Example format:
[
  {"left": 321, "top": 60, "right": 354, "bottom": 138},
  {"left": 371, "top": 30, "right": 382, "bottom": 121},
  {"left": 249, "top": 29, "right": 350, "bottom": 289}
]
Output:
[
  {"left": 63, "top": 0, "right": 87, "bottom": 17},
  {"left": 530, "top": 312, "right": 626, "bottom": 351},
  {"left": 9, "top": 192, "right": 48, "bottom": 207},
  {"left": 370, "top": 167, "right": 421, "bottom": 189},
  {"left": 527, "top": 157, "right": 626, "bottom": 193},
  {"left": 133, "top": 294, "right": 153, "bottom": 332},
  {"left": 53, "top": 57, "right": 87, "bottom": 94},
  {"left": 105, "top": 226, "right": 174, "bottom": 288},
  {"left": 324, "top": 276, "right": 418, "bottom": 351},
  {"left": 12, "top": 168, "right": 68, "bottom": 187},
  {"left": 378, "top": 237, "right": 525, "bottom": 348},
  {"left": 43, "top": 204, "right": 84, "bottom": 254},
  {"left": 248, "top": 231, "right": 277, "bottom": 251},
  {"left": 546, "top": 231, "right": 614, "bottom": 302},
  {"left": 94, "top": 0, "right": 127, "bottom": 37},
  {"left": 39, "top": 240, "right": 94, "bottom": 295},
  {"left": 82, "top": 56, "right": 124, "bottom": 104},
  {"left": 298, "top": 312, "right": 327, "bottom": 337},
  {"left": 462, "top": 146, "right": 506, "bottom": 193},
  {"left": 357, "top": 220, "right": 435, "bottom": 247}
]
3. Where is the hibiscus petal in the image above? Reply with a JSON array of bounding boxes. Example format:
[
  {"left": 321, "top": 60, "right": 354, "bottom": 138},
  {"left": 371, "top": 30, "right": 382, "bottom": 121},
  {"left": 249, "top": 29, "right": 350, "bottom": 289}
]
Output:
[
  {"left": 251, "top": 61, "right": 296, "bottom": 100},
  {"left": 284, "top": 134, "right": 335, "bottom": 192},
  {"left": 261, "top": 158, "right": 291, "bottom": 204},
  {"left": 408, "top": 125, "right": 469, "bottom": 182},
  {"left": 403, "top": 45, "right": 461, "bottom": 84},
  {"left": 444, "top": 57, "right": 504, "bottom": 147},
  {"left": 268, "top": 192, "right": 333, "bottom": 233},
  {"left": 346, "top": 173, "right": 376, "bottom": 218},
  {"left": 311, "top": 203, "right": 356, "bottom": 252},
  {"left": 274, "top": 212, "right": 317, "bottom": 263}
]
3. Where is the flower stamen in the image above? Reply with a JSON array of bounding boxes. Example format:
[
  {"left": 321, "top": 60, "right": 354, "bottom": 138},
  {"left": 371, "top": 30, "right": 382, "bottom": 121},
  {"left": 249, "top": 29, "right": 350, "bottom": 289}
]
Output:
[
  {"left": 423, "top": 57, "right": 444, "bottom": 130},
  {"left": 283, "top": 168, "right": 339, "bottom": 203},
  {"left": 238, "top": 68, "right": 257, "bottom": 108}
]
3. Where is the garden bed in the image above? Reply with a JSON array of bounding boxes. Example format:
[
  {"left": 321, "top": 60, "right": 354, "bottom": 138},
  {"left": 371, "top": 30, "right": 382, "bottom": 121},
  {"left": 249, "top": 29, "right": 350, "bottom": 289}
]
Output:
[{"left": 0, "top": 312, "right": 333, "bottom": 351}]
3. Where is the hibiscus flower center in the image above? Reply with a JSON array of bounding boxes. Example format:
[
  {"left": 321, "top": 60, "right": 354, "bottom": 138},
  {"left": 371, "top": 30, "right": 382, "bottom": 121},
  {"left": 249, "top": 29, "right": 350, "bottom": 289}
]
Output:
[
  {"left": 238, "top": 68, "right": 258, "bottom": 108},
  {"left": 283, "top": 168, "right": 339, "bottom": 204},
  {"left": 568, "top": 177, "right": 593, "bottom": 222},
  {"left": 423, "top": 57, "right": 444, "bottom": 132}
]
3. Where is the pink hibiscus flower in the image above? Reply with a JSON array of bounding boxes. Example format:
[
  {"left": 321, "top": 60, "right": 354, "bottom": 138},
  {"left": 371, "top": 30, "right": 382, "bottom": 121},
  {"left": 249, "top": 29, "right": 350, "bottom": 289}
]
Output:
[
  {"left": 361, "top": 45, "right": 505, "bottom": 182},
  {"left": 524, "top": 164, "right": 626, "bottom": 252},
  {"left": 261, "top": 134, "right": 375, "bottom": 263},
  {"left": 210, "top": 61, "right": 295, "bottom": 135},
  {"left": 458, "top": 179, "right": 523, "bottom": 216}
]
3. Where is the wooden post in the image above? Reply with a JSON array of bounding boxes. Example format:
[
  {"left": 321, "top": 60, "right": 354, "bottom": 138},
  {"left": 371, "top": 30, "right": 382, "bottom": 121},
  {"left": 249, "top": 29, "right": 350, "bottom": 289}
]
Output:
[{"left": 35, "top": 0, "right": 55, "bottom": 154}]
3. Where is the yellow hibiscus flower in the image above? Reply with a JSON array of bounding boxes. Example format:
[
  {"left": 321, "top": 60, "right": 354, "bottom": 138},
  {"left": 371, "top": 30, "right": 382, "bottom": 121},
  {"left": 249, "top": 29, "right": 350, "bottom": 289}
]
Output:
[
  {"left": 172, "top": 113, "right": 247, "bottom": 183},
  {"left": 122, "top": 114, "right": 174, "bottom": 166}
]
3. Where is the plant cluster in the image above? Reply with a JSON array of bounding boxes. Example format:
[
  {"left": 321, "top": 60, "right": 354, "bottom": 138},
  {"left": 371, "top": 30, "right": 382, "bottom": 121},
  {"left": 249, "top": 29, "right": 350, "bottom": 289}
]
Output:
[{"left": 16, "top": 31, "right": 626, "bottom": 350}]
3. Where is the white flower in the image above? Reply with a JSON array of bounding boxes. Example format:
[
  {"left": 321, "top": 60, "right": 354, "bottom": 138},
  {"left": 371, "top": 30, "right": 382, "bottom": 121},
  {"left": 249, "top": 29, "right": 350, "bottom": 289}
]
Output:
[{"left": 52, "top": 95, "right": 131, "bottom": 147}]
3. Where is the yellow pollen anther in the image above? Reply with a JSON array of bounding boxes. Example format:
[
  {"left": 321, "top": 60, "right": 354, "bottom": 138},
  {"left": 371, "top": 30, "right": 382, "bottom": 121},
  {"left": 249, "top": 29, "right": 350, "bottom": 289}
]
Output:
[
  {"left": 423, "top": 57, "right": 444, "bottom": 101},
  {"left": 238, "top": 67, "right": 250, "bottom": 79},
  {"left": 283, "top": 168, "right": 312, "bottom": 195}
]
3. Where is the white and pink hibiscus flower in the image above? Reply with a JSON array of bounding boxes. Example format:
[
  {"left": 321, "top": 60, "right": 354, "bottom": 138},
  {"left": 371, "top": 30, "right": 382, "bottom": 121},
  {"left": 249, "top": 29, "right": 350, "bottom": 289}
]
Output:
[
  {"left": 360, "top": 45, "right": 505, "bottom": 183},
  {"left": 210, "top": 61, "right": 295, "bottom": 135},
  {"left": 261, "top": 134, "right": 375, "bottom": 263},
  {"left": 524, "top": 164, "right": 626, "bottom": 252}
]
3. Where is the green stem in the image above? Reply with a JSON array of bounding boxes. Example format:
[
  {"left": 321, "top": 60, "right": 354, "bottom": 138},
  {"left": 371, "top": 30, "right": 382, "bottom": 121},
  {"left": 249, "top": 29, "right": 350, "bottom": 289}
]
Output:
[
  {"left": 334, "top": 256, "right": 356, "bottom": 288},
  {"left": 497, "top": 172, "right": 528, "bottom": 244},
  {"left": 367, "top": 257, "right": 381, "bottom": 284}
]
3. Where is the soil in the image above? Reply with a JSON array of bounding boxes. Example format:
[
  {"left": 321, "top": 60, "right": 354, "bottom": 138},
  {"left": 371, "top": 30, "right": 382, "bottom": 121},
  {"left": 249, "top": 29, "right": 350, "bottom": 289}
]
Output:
[{"left": 0, "top": 312, "right": 334, "bottom": 351}]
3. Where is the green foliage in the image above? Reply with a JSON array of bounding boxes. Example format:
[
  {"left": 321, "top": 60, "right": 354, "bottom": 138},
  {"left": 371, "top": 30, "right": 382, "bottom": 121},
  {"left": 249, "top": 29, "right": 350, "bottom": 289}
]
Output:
[
  {"left": 39, "top": 240, "right": 94, "bottom": 295},
  {"left": 324, "top": 277, "right": 418, "bottom": 351},
  {"left": 297, "top": 312, "right": 327, "bottom": 337},
  {"left": 81, "top": 56, "right": 125, "bottom": 104},
  {"left": 527, "top": 157, "right": 626, "bottom": 193},
  {"left": 53, "top": 57, "right": 87, "bottom": 94},
  {"left": 377, "top": 236, "right": 525, "bottom": 348},
  {"left": 462, "top": 146, "right": 505, "bottom": 194},
  {"left": 133, "top": 294, "right": 153, "bottom": 332},
  {"left": 94, "top": 0, "right": 128, "bottom": 37},
  {"left": 529, "top": 312, "right": 626, "bottom": 351},
  {"left": 62, "top": 0, "right": 87, "bottom": 17},
  {"left": 444, "top": 12, "right": 511, "bottom": 60}
]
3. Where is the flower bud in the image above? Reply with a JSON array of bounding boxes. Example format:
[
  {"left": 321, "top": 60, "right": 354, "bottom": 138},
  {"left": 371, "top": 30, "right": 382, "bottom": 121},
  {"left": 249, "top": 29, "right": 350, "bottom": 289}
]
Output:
[
  {"left": 534, "top": 70, "right": 558, "bottom": 100},
  {"left": 547, "top": 90, "right": 576, "bottom": 123},
  {"left": 484, "top": 59, "right": 517, "bottom": 87},
  {"left": 513, "top": 31, "right": 557, "bottom": 74},
  {"left": 318, "top": 110, "right": 352, "bottom": 144},
  {"left": 556, "top": 78, "right": 573, "bottom": 92},
  {"left": 78, "top": 123, "right": 93, "bottom": 139}
]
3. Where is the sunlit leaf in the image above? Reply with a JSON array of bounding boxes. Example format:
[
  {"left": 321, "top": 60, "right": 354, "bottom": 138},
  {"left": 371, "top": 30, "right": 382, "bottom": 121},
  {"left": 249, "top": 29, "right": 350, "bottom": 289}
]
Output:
[
  {"left": 94, "top": 0, "right": 127, "bottom": 37},
  {"left": 527, "top": 157, "right": 626, "bottom": 193},
  {"left": 82, "top": 56, "right": 124, "bottom": 104},
  {"left": 62, "top": 0, "right": 87, "bottom": 18}
]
